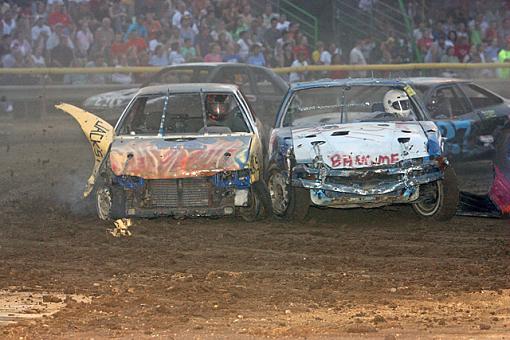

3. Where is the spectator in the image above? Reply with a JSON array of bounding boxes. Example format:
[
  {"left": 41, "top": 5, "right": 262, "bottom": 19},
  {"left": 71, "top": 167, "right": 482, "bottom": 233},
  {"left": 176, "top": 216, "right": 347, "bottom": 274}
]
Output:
[
  {"left": 262, "top": 4, "right": 278, "bottom": 29},
  {"left": 498, "top": 37, "right": 510, "bottom": 78},
  {"left": 179, "top": 14, "right": 196, "bottom": 45},
  {"left": 329, "top": 53, "right": 348, "bottom": 79},
  {"left": 424, "top": 35, "right": 446, "bottom": 63},
  {"left": 172, "top": 1, "right": 187, "bottom": 29},
  {"left": 247, "top": 43, "right": 265, "bottom": 66},
  {"left": 263, "top": 17, "right": 280, "bottom": 49},
  {"left": 125, "top": 15, "right": 148, "bottom": 40},
  {"left": 86, "top": 53, "right": 110, "bottom": 84},
  {"left": 2, "top": 11, "right": 17, "bottom": 35},
  {"left": 196, "top": 24, "right": 212, "bottom": 57},
  {"left": 109, "top": 0, "right": 128, "bottom": 33},
  {"left": 289, "top": 51, "right": 308, "bottom": 82},
  {"left": 126, "top": 31, "right": 147, "bottom": 53},
  {"left": 237, "top": 30, "right": 251, "bottom": 61},
  {"left": 149, "top": 44, "right": 168, "bottom": 66},
  {"left": 276, "top": 13, "right": 289, "bottom": 32},
  {"left": 76, "top": 19, "right": 94, "bottom": 57},
  {"left": 454, "top": 35, "right": 470, "bottom": 61},
  {"left": 168, "top": 41, "right": 185, "bottom": 65},
  {"left": 349, "top": 38, "right": 367, "bottom": 77},
  {"left": 49, "top": 32, "right": 74, "bottom": 67},
  {"left": 223, "top": 42, "right": 241, "bottom": 63},
  {"left": 146, "top": 12, "right": 162, "bottom": 40},
  {"left": 204, "top": 42, "right": 222, "bottom": 62},
  {"left": 95, "top": 17, "right": 115, "bottom": 48},
  {"left": 180, "top": 37, "right": 196, "bottom": 62},
  {"left": 112, "top": 54, "right": 133, "bottom": 84},
  {"left": 47, "top": 4, "right": 71, "bottom": 28},
  {"left": 28, "top": 46, "right": 45, "bottom": 67},
  {"left": 111, "top": 32, "right": 129, "bottom": 58},
  {"left": 31, "top": 16, "right": 50, "bottom": 43}
]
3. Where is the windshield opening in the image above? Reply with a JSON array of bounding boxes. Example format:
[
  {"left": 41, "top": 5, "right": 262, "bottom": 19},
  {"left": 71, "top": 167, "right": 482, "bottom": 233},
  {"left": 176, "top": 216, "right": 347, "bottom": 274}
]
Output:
[
  {"left": 119, "top": 92, "right": 250, "bottom": 135},
  {"left": 283, "top": 85, "right": 420, "bottom": 127}
]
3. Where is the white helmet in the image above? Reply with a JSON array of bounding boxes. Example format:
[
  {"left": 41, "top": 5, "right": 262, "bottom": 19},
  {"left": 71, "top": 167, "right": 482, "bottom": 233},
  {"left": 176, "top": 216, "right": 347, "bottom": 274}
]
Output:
[{"left": 383, "top": 89, "right": 411, "bottom": 118}]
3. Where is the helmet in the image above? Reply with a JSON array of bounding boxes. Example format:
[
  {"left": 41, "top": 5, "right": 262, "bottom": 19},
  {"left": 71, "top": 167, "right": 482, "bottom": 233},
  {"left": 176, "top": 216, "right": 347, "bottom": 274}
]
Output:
[
  {"left": 206, "top": 94, "right": 228, "bottom": 121},
  {"left": 383, "top": 89, "right": 411, "bottom": 118}
]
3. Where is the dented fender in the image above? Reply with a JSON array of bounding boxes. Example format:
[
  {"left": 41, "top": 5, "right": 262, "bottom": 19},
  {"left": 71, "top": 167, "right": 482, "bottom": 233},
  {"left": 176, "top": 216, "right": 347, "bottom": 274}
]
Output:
[{"left": 55, "top": 103, "right": 114, "bottom": 197}]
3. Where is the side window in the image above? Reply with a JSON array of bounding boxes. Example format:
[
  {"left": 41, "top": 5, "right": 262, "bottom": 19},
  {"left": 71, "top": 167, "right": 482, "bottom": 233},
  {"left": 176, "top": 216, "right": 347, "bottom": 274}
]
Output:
[
  {"left": 252, "top": 70, "right": 283, "bottom": 95},
  {"left": 214, "top": 68, "right": 253, "bottom": 95},
  {"left": 460, "top": 83, "right": 503, "bottom": 110},
  {"left": 428, "top": 86, "right": 470, "bottom": 119}
]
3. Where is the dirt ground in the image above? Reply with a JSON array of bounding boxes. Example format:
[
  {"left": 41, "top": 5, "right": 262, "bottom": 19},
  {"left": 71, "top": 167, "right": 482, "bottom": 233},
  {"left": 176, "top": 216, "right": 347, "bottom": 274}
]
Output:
[{"left": 0, "top": 113, "right": 509, "bottom": 339}]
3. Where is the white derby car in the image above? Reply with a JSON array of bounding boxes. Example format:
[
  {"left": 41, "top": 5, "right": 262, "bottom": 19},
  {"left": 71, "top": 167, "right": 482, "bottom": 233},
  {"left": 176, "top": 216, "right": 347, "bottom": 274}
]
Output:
[{"left": 266, "top": 79, "right": 459, "bottom": 220}]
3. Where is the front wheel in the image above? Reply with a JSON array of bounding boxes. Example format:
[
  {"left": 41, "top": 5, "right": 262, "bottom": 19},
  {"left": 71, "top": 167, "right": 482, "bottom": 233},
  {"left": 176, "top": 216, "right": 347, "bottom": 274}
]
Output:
[
  {"left": 95, "top": 185, "right": 125, "bottom": 221},
  {"left": 412, "top": 166, "right": 459, "bottom": 220},
  {"left": 239, "top": 180, "right": 272, "bottom": 222},
  {"left": 267, "top": 168, "right": 310, "bottom": 221}
]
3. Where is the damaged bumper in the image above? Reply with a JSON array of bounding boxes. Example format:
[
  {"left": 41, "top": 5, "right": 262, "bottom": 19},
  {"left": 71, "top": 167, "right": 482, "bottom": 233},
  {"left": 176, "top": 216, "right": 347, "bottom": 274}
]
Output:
[
  {"left": 292, "top": 159, "right": 444, "bottom": 208},
  {"left": 116, "top": 170, "right": 252, "bottom": 218}
]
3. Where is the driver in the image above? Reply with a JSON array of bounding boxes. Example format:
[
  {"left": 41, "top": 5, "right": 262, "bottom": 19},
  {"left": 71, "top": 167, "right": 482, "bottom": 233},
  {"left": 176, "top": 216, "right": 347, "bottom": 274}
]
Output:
[
  {"left": 383, "top": 89, "right": 411, "bottom": 119},
  {"left": 206, "top": 94, "right": 230, "bottom": 122}
]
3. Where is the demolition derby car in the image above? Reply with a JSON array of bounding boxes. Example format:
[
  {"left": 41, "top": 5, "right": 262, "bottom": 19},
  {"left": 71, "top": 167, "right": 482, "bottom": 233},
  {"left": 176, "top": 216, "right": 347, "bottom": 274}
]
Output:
[
  {"left": 405, "top": 77, "right": 510, "bottom": 167},
  {"left": 57, "top": 83, "right": 270, "bottom": 221},
  {"left": 266, "top": 79, "right": 459, "bottom": 220}
]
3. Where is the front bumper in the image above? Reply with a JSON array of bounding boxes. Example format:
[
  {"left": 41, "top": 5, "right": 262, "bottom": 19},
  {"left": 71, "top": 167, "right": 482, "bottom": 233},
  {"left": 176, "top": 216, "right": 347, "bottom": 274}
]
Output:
[{"left": 292, "top": 159, "right": 444, "bottom": 208}]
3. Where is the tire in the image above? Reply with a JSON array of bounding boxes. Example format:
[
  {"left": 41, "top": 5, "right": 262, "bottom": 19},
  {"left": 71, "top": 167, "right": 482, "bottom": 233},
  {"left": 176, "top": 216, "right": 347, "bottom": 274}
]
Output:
[
  {"left": 412, "top": 166, "right": 459, "bottom": 221},
  {"left": 95, "top": 185, "right": 125, "bottom": 221},
  {"left": 495, "top": 129, "right": 510, "bottom": 172},
  {"left": 239, "top": 180, "right": 272, "bottom": 222},
  {"left": 267, "top": 167, "right": 310, "bottom": 221}
]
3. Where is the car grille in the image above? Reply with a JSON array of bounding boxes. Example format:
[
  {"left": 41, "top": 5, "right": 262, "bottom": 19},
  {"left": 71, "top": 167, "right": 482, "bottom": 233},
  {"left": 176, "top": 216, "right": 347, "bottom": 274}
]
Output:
[
  {"left": 148, "top": 178, "right": 210, "bottom": 208},
  {"left": 325, "top": 172, "right": 402, "bottom": 190}
]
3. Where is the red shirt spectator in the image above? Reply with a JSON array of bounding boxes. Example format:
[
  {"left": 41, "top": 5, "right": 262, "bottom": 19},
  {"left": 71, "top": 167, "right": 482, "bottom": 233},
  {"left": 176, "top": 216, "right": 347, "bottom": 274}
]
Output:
[
  {"left": 47, "top": 6, "right": 72, "bottom": 27},
  {"left": 126, "top": 33, "right": 148, "bottom": 52},
  {"left": 454, "top": 37, "right": 470, "bottom": 61},
  {"left": 111, "top": 33, "right": 129, "bottom": 57}
]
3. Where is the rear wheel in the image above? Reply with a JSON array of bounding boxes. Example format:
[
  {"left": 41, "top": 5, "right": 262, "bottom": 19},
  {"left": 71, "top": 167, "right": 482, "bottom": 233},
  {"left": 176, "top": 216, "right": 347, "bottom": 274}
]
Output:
[
  {"left": 412, "top": 166, "right": 459, "bottom": 220},
  {"left": 267, "top": 168, "right": 310, "bottom": 221}
]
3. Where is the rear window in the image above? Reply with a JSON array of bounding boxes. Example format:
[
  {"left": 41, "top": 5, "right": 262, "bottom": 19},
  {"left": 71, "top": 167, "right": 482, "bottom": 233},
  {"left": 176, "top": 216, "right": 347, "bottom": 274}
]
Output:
[{"left": 149, "top": 68, "right": 212, "bottom": 85}]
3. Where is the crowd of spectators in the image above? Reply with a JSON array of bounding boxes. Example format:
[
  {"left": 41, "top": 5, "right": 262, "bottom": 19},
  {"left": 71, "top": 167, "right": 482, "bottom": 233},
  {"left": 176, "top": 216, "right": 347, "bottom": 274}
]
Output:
[
  {"left": 350, "top": 0, "right": 510, "bottom": 78},
  {"left": 0, "top": 0, "right": 328, "bottom": 84},
  {"left": 2, "top": 0, "right": 510, "bottom": 84}
]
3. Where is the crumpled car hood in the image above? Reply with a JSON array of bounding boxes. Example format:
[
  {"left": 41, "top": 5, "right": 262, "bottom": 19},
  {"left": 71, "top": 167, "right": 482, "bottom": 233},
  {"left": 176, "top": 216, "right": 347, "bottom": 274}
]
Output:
[
  {"left": 110, "top": 135, "right": 252, "bottom": 179},
  {"left": 83, "top": 88, "right": 138, "bottom": 109},
  {"left": 292, "top": 122, "right": 436, "bottom": 169}
]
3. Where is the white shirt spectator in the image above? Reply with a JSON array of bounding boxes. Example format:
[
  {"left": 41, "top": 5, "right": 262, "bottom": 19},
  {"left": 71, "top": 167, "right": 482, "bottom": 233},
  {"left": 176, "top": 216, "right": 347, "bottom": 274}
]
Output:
[
  {"left": 237, "top": 38, "right": 250, "bottom": 60},
  {"left": 2, "top": 18, "right": 16, "bottom": 35},
  {"left": 320, "top": 50, "right": 332, "bottom": 65},
  {"left": 289, "top": 59, "right": 308, "bottom": 82},
  {"left": 31, "top": 23, "right": 51, "bottom": 42},
  {"left": 149, "top": 38, "right": 161, "bottom": 52},
  {"left": 112, "top": 65, "right": 133, "bottom": 84},
  {"left": 276, "top": 20, "right": 290, "bottom": 32},
  {"left": 76, "top": 29, "right": 93, "bottom": 55},
  {"left": 30, "top": 54, "right": 46, "bottom": 67},
  {"left": 169, "top": 50, "right": 185, "bottom": 65}
]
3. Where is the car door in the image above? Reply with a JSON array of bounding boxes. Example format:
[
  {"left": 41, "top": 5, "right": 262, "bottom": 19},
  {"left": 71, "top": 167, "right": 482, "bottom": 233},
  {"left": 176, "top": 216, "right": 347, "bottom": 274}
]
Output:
[
  {"left": 427, "top": 84, "right": 484, "bottom": 161},
  {"left": 458, "top": 82, "right": 507, "bottom": 138}
]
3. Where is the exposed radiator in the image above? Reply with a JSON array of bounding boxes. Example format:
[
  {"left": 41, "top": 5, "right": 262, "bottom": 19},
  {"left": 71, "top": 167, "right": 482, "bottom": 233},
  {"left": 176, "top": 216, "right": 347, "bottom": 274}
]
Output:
[{"left": 148, "top": 178, "right": 210, "bottom": 208}]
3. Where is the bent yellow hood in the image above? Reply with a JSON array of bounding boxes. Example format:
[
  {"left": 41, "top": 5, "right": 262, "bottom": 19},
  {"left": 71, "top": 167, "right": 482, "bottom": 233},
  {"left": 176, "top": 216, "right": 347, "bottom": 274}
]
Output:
[{"left": 55, "top": 103, "right": 114, "bottom": 197}]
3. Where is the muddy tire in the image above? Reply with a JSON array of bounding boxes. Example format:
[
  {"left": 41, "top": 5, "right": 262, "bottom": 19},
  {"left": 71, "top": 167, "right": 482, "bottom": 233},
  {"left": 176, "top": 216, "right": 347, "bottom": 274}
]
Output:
[
  {"left": 412, "top": 166, "right": 459, "bottom": 221},
  {"left": 495, "top": 129, "right": 510, "bottom": 171},
  {"left": 239, "top": 180, "right": 272, "bottom": 222},
  {"left": 267, "top": 168, "right": 310, "bottom": 221},
  {"left": 95, "top": 185, "right": 125, "bottom": 221}
]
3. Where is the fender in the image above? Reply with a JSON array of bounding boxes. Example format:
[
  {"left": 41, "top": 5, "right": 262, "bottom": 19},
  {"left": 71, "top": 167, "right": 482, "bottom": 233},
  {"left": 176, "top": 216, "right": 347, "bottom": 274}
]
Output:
[{"left": 55, "top": 103, "right": 114, "bottom": 197}]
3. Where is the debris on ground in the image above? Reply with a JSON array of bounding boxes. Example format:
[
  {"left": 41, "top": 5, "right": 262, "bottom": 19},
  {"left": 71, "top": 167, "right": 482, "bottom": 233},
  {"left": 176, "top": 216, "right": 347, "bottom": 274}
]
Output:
[{"left": 108, "top": 218, "right": 133, "bottom": 237}]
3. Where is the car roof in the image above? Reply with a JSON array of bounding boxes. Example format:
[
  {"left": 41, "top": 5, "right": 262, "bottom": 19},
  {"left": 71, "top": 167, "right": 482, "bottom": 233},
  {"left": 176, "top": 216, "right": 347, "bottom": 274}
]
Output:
[
  {"left": 403, "top": 77, "right": 470, "bottom": 86},
  {"left": 159, "top": 62, "right": 270, "bottom": 71},
  {"left": 136, "top": 83, "right": 239, "bottom": 96},
  {"left": 289, "top": 78, "right": 410, "bottom": 91}
]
